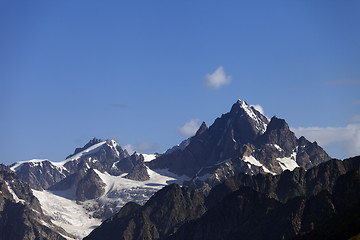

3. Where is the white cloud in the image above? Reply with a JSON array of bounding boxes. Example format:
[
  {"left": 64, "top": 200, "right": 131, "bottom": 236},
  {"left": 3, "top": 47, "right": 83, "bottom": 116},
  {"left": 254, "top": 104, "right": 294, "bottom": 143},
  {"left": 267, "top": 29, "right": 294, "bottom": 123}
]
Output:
[
  {"left": 123, "top": 141, "right": 156, "bottom": 154},
  {"left": 204, "top": 66, "right": 232, "bottom": 89},
  {"left": 178, "top": 119, "right": 201, "bottom": 137},
  {"left": 251, "top": 104, "right": 264, "bottom": 115},
  {"left": 136, "top": 141, "right": 156, "bottom": 153},
  {"left": 123, "top": 144, "right": 135, "bottom": 155},
  {"left": 292, "top": 124, "right": 360, "bottom": 158}
]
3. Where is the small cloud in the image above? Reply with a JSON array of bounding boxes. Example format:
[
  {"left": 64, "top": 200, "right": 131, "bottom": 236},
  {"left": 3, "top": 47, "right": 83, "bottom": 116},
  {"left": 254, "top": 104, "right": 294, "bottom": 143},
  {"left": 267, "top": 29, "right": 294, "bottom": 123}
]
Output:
[
  {"left": 251, "top": 104, "right": 264, "bottom": 115},
  {"left": 123, "top": 144, "right": 135, "bottom": 155},
  {"left": 204, "top": 66, "right": 232, "bottom": 89},
  {"left": 319, "top": 79, "right": 360, "bottom": 86},
  {"left": 178, "top": 119, "right": 201, "bottom": 137},
  {"left": 292, "top": 124, "right": 360, "bottom": 158},
  {"left": 136, "top": 141, "right": 156, "bottom": 153},
  {"left": 123, "top": 141, "right": 156, "bottom": 154}
]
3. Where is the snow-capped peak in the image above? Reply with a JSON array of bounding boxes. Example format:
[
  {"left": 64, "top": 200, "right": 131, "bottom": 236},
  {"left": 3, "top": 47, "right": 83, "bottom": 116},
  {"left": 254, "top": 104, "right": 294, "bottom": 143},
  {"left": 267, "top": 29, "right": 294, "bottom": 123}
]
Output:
[
  {"left": 10, "top": 159, "right": 50, "bottom": 172},
  {"left": 106, "top": 139, "right": 121, "bottom": 156},
  {"left": 233, "top": 99, "right": 268, "bottom": 134},
  {"left": 64, "top": 141, "right": 107, "bottom": 162}
]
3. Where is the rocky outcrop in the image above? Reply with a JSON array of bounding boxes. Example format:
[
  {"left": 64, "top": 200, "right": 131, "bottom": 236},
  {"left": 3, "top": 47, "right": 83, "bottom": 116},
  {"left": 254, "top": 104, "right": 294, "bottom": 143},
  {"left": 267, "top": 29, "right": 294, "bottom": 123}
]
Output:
[
  {"left": 206, "top": 156, "right": 359, "bottom": 206},
  {"left": 149, "top": 99, "right": 331, "bottom": 192},
  {"left": 76, "top": 169, "right": 106, "bottom": 201},
  {"left": 84, "top": 184, "right": 207, "bottom": 240},
  {"left": 10, "top": 160, "right": 69, "bottom": 190},
  {"left": 65, "top": 137, "right": 103, "bottom": 159},
  {"left": 125, "top": 161, "right": 149, "bottom": 181},
  {"left": 62, "top": 139, "right": 130, "bottom": 176},
  {"left": 170, "top": 169, "right": 360, "bottom": 240},
  {"left": 85, "top": 156, "right": 360, "bottom": 240},
  {"left": 0, "top": 170, "right": 72, "bottom": 240},
  {"left": 10, "top": 138, "right": 131, "bottom": 191}
]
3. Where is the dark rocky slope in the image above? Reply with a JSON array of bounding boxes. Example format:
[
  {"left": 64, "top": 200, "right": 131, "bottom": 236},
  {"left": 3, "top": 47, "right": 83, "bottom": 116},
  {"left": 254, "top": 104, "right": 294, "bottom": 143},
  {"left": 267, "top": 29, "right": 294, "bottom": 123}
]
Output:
[
  {"left": 0, "top": 170, "right": 72, "bottom": 240},
  {"left": 170, "top": 169, "right": 360, "bottom": 240},
  {"left": 85, "top": 156, "right": 360, "bottom": 240},
  {"left": 206, "top": 156, "right": 360, "bottom": 206},
  {"left": 149, "top": 100, "right": 331, "bottom": 194},
  {"left": 84, "top": 184, "right": 206, "bottom": 240}
]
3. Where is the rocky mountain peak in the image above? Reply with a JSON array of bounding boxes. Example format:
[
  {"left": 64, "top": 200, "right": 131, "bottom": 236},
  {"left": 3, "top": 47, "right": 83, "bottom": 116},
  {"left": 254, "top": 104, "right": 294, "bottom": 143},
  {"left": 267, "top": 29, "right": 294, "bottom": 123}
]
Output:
[
  {"left": 195, "top": 121, "right": 208, "bottom": 136},
  {"left": 0, "top": 169, "right": 72, "bottom": 239},
  {"left": 256, "top": 116, "right": 297, "bottom": 153},
  {"left": 82, "top": 137, "right": 103, "bottom": 150},
  {"left": 66, "top": 137, "right": 104, "bottom": 159},
  {"left": 230, "top": 99, "right": 250, "bottom": 114},
  {"left": 267, "top": 116, "right": 289, "bottom": 130},
  {"left": 229, "top": 99, "right": 269, "bottom": 135}
]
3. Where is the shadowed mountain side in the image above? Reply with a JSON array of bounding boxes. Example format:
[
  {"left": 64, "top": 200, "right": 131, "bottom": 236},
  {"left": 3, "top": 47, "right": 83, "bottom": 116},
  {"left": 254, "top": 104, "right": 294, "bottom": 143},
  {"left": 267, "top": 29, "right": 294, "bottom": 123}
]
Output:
[
  {"left": 148, "top": 100, "right": 330, "bottom": 194},
  {"left": 84, "top": 184, "right": 206, "bottom": 240},
  {"left": 168, "top": 170, "right": 360, "bottom": 240},
  {"left": 85, "top": 156, "right": 360, "bottom": 240},
  {"left": 206, "top": 156, "right": 360, "bottom": 206},
  {"left": 0, "top": 170, "right": 73, "bottom": 240}
]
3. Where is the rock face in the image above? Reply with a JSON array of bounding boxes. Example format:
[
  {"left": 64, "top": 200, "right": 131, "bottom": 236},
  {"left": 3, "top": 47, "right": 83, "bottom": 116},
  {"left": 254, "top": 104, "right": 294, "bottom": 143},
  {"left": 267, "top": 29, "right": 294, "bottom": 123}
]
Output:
[
  {"left": 5, "top": 99, "right": 337, "bottom": 239},
  {"left": 10, "top": 160, "right": 69, "bottom": 190},
  {"left": 0, "top": 169, "right": 72, "bottom": 240},
  {"left": 85, "top": 156, "right": 360, "bottom": 240},
  {"left": 61, "top": 139, "right": 130, "bottom": 176},
  {"left": 76, "top": 169, "right": 106, "bottom": 201},
  {"left": 206, "top": 156, "right": 359, "bottom": 206},
  {"left": 84, "top": 184, "right": 206, "bottom": 240},
  {"left": 10, "top": 99, "right": 331, "bottom": 197},
  {"left": 149, "top": 99, "right": 331, "bottom": 194},
  {"left": 169, "top": 167, "right": 360, "bottom": 240},
  {"left": 118, "top": 153, "right": 150, "bottom": 181},
  {"left": 10, "top": 138, "right": 152, "bottom": 192}
]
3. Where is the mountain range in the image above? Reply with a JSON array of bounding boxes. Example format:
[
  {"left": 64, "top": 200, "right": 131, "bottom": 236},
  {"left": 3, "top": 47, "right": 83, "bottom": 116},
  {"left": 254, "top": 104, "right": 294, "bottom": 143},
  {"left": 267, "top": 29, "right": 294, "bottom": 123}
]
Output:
[
  {"left": 85, "top": 156, "right": 360, "bottom": 240},
  {"left": 1, "top": 99, "right": 358, "bottom": 240}
]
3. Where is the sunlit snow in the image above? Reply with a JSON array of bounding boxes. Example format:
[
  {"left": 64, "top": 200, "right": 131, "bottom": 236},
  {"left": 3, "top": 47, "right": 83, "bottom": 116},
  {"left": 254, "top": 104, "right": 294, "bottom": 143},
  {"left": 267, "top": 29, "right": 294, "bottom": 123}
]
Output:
[
  {"left": 276, "top": 152, "right": 299, "bottom": 171},
  {"left": 32, "top": 166, "right": 189, "bottom": 239},
  {"left": 33, "top": 189, "right": 101, "bottom": 240},
  {"left": 10, "top": 159, "right": 48, "bottom": 172},
  {"left": 243, "top": 155, "right": 274, "bottom": 174},
  {"left": 61, "top": 142, "right": 107, "bottom": 163},
  {"left": 5, "top": 181, "right": 25, "bottom": 204}
]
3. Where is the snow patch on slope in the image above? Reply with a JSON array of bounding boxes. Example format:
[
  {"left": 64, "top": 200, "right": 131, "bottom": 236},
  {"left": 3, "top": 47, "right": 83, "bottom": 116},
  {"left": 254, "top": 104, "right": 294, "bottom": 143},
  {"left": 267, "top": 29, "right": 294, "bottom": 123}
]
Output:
[
  {"left": 10, "top": 159, "right": 48, "bottom": 172},
  {"left": 243, "top": 155, "right": 274, "bottom": 174},
  {"left": 238, "top": 99, "right": 267, "bottom": 134},
  {"left": 107, "top": 140, "right": 120, "bottom": 157},
  {"left": 139, "top": 153, "right": 157, "bottom": 162},
  {"left": 277, "top": 152, "right": 299, "bottom": 171},
  {"left": 32, "top": 166, "right": 188, "bottom": 239},
  {"left": 5, "top": 181, "right": 25, "bottom": 204},
  {"left": 243, "top": 155, "right": 262, "bottom": 167},
  {"left": 33, "top": 189, "right": 100, "bottom": 240},
  {"left": 63, "top": 142, "right": 106, "bottom": 163}
]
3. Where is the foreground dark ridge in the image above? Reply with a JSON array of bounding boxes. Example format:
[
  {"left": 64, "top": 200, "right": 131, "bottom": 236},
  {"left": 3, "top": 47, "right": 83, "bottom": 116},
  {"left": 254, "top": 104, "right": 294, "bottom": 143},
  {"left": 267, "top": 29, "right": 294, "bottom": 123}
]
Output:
[
  {"left": 0, "top": 169, "right": 74, "bottom": 240},
  {"left": 85, "top": 156, "right": 360, "bottom": 240}
]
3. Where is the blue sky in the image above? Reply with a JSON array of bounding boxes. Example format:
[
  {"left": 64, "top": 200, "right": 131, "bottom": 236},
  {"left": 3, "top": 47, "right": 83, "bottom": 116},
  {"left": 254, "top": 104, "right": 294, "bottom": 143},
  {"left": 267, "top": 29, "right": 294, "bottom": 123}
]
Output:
[{"left": 1, "top": 0, "right": 359, "bottom": 165}]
